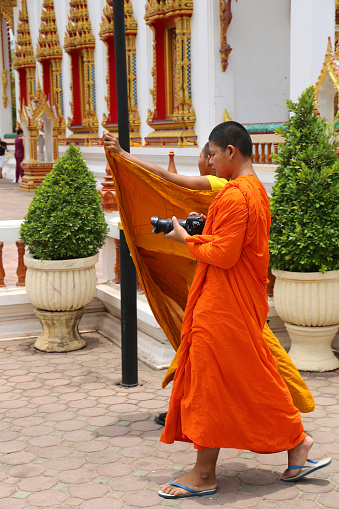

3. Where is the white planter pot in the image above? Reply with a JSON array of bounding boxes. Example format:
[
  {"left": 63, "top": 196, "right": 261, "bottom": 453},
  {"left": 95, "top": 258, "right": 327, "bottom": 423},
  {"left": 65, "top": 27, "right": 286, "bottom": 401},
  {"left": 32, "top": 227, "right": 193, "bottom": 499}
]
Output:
[
  {"left": 24, "top": 253, "right": 98, "bottom": 352},
  {"left": 272, "top": 269, "right": 339, "bottom": 371},
  {"left": 24, "top": 253, "right": 98, "bottom": 311}
]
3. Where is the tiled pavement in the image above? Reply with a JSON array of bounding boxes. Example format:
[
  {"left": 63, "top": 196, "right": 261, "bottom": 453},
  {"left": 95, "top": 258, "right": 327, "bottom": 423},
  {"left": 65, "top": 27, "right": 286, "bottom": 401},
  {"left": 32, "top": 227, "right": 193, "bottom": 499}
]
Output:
[{"left": 0, "top": 332, "right": 338, "bottom": 509}]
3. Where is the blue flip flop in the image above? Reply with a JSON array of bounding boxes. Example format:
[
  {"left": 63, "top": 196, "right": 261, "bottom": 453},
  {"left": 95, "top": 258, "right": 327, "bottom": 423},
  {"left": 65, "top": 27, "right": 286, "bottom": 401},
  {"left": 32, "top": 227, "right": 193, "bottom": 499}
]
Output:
[
  {"left": 158, "top": 478, "right": 217, "bottom": 499},
  {"left": 281, "top": 457, "right": 332, "bottom": 482}
]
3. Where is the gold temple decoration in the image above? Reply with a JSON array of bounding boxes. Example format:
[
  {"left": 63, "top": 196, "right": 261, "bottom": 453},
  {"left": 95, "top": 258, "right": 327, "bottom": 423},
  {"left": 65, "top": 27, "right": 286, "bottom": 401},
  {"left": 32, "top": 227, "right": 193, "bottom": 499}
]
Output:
[
  {"left": 219, "top": 0, "right": 236, "bottom": 72},
  {"left": 36, "top": 0, "right": 65, "bottom": 134},
  {"left": 314, "top": 37, "right": 339, "bottom": 112},
  {"left": 145, "top": 0, "right": 197, "bottom": 146},
  {"left": 145, "top": 0, "right": 194, "bottom": 21},
  {"left": 2, "top": 69, "right": 8, "bottom": 108},
  {"left": 0, "top": 0, "right": 17, "bottom": 32},
  {"left": 336, "top": 0, "right": 339, "bottom": 53},
  {"left": 13, "top": 0, "right": 36, "bottom": 105},
  {"left": 36, "top": 0, "right": 62, "bottom": 61},
  {"left": 64, "top": 0, "right": 98, "bottom": 140},
  {"left": 19, "top": 84, "right": 61, "bottom": 192},
  {"left": 99, "top": 0, "right": 141, "bottom": 146},
  {"left": 224, "top": 108, "right": 232, "bottom": 121}
]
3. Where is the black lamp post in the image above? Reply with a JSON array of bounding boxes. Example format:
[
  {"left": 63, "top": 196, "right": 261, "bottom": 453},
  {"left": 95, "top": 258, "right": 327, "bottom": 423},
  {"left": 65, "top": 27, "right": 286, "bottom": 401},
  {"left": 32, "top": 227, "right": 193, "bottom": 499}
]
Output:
[{"left": 113, "top": 0, "right": 138, "bottom": 387}]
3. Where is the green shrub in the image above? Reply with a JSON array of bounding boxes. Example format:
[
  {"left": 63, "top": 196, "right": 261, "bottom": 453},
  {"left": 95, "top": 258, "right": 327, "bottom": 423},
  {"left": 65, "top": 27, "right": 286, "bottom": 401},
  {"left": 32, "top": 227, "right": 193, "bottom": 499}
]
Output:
[
  {"left": 269, "top": 86, "right": 339, "bottom": 273},
  {"left": 20, "top": 144, "right": 109, "bottom": 260}
]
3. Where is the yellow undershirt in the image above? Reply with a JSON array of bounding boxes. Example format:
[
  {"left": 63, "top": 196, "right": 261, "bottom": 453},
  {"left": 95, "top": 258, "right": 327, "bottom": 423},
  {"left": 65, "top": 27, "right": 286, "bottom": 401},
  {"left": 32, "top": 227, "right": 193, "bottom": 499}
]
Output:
[{"left": 205, "top": 175, "right": 228, "bottom": 190}]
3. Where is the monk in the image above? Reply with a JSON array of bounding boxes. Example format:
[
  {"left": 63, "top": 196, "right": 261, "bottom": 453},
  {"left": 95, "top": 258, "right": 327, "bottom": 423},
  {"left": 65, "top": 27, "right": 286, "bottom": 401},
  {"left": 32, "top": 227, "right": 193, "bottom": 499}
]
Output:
[
  {"left": 103, "top": 133, "right": 315, "bottom": 420},
  {"left": 105, "top": 122, "right": 331, "bottom": 498}
]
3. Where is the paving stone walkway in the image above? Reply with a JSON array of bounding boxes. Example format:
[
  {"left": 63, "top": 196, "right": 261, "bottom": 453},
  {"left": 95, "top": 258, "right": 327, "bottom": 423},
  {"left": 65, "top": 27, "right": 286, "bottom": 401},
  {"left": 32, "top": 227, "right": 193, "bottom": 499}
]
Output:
[{"left": 0, "top": 332, "right": 338, "bottom": 508}]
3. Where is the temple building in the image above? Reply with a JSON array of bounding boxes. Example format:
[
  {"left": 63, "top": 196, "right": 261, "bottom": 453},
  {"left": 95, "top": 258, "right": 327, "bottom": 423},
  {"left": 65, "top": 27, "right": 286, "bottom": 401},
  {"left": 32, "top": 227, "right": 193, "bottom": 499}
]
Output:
[
  {"left": 0, "top": 0, "right": 339, "bottom": 369},
  {"left": 0, "top": 0, "right": 337, "bottom": 187}
]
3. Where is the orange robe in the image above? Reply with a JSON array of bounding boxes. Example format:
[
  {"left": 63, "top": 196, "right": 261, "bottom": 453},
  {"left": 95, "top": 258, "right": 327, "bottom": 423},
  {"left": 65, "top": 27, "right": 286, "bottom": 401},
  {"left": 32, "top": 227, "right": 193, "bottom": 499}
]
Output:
[
  {"left": 106, "top": 151, "right": 314, "bottom": 415},
  {"left": 161, "top": 176, "right": 306, "bottom": 452}
]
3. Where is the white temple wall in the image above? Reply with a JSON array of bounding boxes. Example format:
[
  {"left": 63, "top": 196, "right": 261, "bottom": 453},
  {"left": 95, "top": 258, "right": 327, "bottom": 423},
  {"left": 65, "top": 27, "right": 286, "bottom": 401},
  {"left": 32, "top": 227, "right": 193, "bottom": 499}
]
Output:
[
  {"left": 132, "top": 0, "right": 153, "bottom": 143},
  {"left": 88, "top": 0, "right": 107, "bottom": 140},
  {"left": 290, "top": 0, "right": 335, "bottom": 102},
  {"left": 190, "top": 0, "right": 217, "bottom": 146},
  {"left": 53, "top": 0, "right": 71, "bottom": 137},
  {"left": 227, "top": 0, "right": 290, "bottom": 124}
]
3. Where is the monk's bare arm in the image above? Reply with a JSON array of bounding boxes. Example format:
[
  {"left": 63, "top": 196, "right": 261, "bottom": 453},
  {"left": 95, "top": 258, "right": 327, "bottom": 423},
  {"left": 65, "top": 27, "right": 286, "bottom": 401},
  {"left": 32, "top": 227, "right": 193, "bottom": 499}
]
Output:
[{"left": 103, "top": 133, "right": 211, "bottom": 190}]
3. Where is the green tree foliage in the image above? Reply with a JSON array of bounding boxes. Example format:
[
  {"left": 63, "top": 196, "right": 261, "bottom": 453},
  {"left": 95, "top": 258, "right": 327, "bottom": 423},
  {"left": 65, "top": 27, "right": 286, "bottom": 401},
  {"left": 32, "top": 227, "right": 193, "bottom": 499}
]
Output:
[
  {"left": 20, "top": 144, "right": 109, "bottom": 260},
  {"left": 269, "top": 86, "right": 339, "bottom": 273}
]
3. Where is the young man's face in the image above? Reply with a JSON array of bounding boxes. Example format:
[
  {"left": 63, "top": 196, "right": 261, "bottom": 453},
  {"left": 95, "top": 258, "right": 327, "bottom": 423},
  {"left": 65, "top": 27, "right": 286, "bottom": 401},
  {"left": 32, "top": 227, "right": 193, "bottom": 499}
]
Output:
[{"left": 209, "top": 141, "right": 232, "bottom": 179}]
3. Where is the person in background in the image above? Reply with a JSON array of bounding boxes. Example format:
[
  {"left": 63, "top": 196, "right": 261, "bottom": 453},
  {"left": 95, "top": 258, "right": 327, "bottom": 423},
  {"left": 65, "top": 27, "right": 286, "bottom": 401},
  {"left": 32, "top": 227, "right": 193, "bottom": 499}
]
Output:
[
  {"left": 0, "top": 137, "right": 7, "bottom": 179},
  {"left": 14, "top": 128, "right": 24, "bottom": 183}
]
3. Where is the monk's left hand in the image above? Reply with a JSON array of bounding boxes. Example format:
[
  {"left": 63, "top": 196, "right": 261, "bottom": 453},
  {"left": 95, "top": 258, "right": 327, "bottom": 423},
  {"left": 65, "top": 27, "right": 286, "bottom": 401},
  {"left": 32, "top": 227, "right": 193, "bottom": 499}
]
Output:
[{"left": 164, "top": 216, "right": 187, "bottom": 244}]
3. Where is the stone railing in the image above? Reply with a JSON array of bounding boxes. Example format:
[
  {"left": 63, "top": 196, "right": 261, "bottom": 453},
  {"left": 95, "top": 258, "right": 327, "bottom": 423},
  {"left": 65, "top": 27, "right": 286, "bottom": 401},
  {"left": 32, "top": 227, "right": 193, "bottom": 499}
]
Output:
[
  {"left": 0, "top": 221, "right": 27, "bottom": 288},
  {"left": 250, "top": 133, "right": 284, "bottom": 165}
]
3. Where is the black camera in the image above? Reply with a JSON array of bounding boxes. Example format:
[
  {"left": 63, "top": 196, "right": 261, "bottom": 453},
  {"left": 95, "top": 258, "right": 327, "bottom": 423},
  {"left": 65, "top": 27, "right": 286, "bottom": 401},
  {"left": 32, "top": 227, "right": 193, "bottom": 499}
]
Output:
[{"left": 151, "top": 215, "right": 205, "bottom": 236}]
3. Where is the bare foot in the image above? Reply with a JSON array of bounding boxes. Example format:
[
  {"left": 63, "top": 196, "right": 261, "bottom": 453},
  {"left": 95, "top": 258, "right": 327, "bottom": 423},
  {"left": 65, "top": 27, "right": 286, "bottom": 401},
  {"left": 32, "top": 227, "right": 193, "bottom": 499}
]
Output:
[
  {"left": 282, "top": 434, "right": 314, "bottom": 479},
  {"left": 160, "top": 470, "right": 217, "bottom": 497}
]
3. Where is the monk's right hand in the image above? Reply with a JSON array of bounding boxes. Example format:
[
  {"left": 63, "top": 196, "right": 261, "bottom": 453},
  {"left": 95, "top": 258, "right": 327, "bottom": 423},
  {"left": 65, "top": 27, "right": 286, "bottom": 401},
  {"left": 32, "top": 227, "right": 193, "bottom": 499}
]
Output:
[
  {"left": 103, "top": 133, "right": 123, "bottom": 155},
  {"left": 164, "top": 216, "right": 188, "bottom": 244}
]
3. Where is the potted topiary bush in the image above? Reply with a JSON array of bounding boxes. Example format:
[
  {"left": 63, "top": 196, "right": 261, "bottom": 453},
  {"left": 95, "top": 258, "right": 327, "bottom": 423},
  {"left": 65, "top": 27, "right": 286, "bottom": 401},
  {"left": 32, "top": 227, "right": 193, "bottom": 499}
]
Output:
[
  {"left": 270, "top": 86, "right": 339, "bottom": 371},
  {"left": 20, "top": 144, "right": 109, "bottom": 352}
]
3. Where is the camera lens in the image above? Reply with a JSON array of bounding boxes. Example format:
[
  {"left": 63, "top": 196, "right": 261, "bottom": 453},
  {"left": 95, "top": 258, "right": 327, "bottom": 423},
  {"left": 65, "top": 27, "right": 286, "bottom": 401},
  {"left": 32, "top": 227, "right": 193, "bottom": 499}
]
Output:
[{"left": 151, "top": 216, "right": 174, "bottom": 234}]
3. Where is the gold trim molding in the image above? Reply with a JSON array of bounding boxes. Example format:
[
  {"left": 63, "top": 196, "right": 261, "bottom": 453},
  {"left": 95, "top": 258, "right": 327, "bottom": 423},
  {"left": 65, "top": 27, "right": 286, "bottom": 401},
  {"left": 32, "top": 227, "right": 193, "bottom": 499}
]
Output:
[{"left": 145, "top": 0, "right": 193, "bottom": 23}]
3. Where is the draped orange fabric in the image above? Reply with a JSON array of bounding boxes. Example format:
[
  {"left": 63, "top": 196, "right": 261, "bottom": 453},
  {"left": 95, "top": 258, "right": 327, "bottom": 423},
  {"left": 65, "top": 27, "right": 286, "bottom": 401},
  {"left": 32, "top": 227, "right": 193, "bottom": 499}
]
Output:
[
  {"left": 106, "top": 152, "right": 314, "bottom": 415},
  {"left": 160, "top": 176, "right": 306, "bottom": 452}
]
